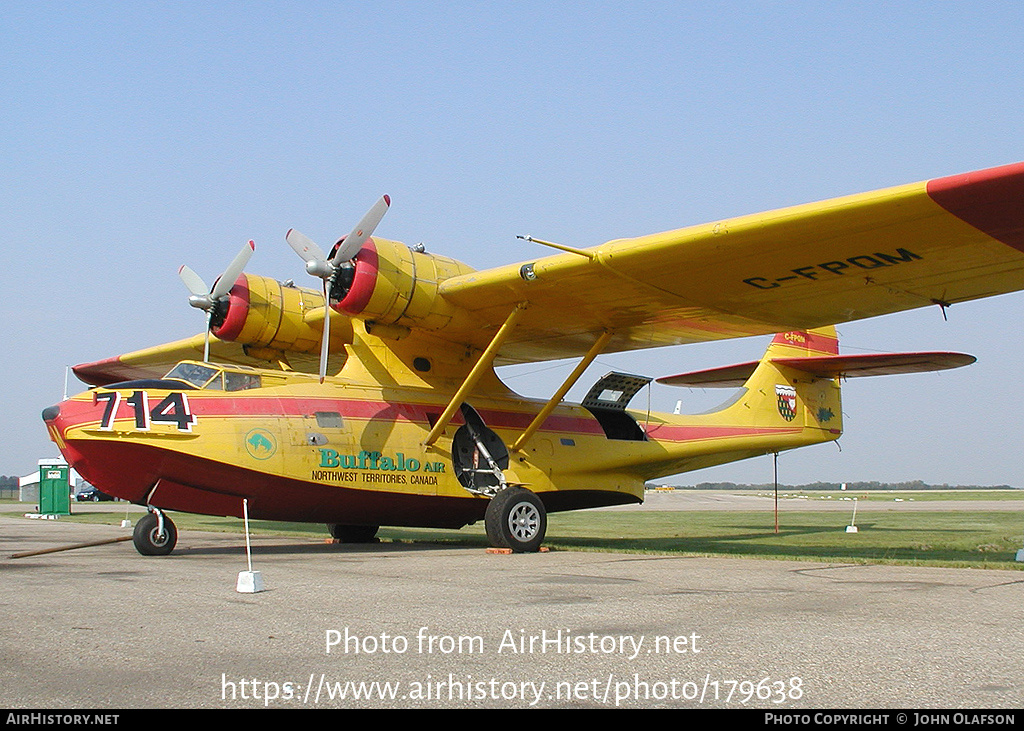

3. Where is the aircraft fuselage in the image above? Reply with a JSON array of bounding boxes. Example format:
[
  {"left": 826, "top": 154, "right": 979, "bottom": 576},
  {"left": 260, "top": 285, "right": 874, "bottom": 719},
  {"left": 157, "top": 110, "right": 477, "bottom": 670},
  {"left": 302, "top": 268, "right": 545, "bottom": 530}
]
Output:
[{"left": 43, "top": 357, "right": 839, "bottom": 531}]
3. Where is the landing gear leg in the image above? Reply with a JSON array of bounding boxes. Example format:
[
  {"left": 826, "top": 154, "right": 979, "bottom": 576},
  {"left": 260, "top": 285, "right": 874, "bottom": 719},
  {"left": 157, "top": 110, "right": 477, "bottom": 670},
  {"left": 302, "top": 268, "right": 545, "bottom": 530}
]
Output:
[
  {"left": 133, "top": 509, "right": 177, "bottom": 556},
  {"left": 484, "top": 487, "right": 547, "bottom": 553}
]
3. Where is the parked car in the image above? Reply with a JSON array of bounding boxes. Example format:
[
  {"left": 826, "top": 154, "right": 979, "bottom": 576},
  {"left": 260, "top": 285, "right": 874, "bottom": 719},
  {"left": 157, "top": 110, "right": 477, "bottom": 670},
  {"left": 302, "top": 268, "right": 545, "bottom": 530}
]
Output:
[{"left": 75, "top": 485, "right": 114, "bottom": 502}]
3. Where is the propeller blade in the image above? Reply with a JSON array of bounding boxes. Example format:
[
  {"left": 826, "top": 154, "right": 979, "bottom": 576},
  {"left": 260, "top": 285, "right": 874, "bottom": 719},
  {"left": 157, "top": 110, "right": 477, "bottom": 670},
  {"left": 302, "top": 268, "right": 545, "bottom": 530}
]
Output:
[
  {"left": 331, "top": 195, "right": 390, "bottom": 263},
  {"left": 210, "top": 240, "right": 255, "bottom": 300},
  {"left": 203, "top": 310, "right": 213, "bottom": 363},
  {"left": 287, "top": 229, "right": 334, "bottom": 279},
  {"left": 286, "top": 228, "right": 328, "bottom": 264},
  {"left": 178, "top": 265, "right": 209, "bottom": 298},
  {"left": 319, "top": 282, "right": 331, "bottom": 382}
]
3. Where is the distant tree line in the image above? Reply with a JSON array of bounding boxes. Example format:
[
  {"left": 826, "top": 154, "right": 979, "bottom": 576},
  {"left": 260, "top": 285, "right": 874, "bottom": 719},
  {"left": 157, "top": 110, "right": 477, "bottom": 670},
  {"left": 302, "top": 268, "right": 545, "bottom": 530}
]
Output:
[
  {"left": 668, "top": 480, "right": 1016, "bottom": 491},
  {"left": 0, "top": 475, "right": 19, "bottom": 498}
]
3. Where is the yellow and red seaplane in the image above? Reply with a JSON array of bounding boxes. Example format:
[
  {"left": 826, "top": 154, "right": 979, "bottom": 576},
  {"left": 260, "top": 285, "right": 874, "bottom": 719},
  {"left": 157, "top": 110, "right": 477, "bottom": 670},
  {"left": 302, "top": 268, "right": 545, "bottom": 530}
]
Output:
[{"left": 43, "top": 162, "right": 1024, "bottom": 554}]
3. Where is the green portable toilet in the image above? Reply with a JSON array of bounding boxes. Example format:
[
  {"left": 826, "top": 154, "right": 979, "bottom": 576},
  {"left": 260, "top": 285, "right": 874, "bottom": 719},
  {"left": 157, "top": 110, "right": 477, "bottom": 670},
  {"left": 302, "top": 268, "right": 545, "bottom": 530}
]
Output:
[{"left": 38, "top": 461, "right": 70, "bottom": 516}]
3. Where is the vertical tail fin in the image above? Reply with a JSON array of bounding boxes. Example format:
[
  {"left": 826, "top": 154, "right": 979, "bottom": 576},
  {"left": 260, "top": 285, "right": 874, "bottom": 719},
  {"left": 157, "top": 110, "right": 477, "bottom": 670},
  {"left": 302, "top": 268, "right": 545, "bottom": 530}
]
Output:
[
  {"left": 656, "top": 326, "right": 844, "bottom": 436},
  {"left": 649, "top": 326, "right": 973, "bottom": 480},
  {"left": 643, "top": 327, "right": 843, "bottom": 479},
  {"left": 764, "top": 327, "right": 839, "bottom": 359},
  {"left": 744, "top": 326, "right": 843, "bottom": 433}
]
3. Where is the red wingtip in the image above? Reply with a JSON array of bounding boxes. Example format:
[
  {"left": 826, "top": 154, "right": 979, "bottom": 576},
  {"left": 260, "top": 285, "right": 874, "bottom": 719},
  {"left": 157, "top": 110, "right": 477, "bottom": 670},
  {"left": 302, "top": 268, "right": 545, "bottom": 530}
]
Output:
[
  {"left": 383, "top": 194, "right": 391, "bottom": 206},
  {"left": 926, "top": 161, "right": 1024, "bottom": 253},
  {"left": 248, "top": 239, "right": 255, "bottom": 250}
]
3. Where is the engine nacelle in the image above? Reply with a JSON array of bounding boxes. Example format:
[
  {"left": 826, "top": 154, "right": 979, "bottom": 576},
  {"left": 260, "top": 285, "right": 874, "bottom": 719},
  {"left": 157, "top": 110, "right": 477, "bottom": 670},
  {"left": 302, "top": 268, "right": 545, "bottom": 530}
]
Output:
[
  {"left": 213, "top": 273, "right": 353, "bottom": 353},
  {"left": 333, "top": 237, "right": 476, "bottom": 331}
]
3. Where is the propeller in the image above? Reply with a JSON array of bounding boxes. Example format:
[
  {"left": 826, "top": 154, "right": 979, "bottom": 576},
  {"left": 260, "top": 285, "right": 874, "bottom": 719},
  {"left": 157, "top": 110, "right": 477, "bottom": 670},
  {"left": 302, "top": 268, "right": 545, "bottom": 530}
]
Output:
[
  {"left": 287, "top": 195, "right": 390, "bottom": 277},
  {"left": 178, "top": 239, "right": 255, "bottom": 362},
  {"left": 286, "top": 195, "right": 390, "bottom": 382}
]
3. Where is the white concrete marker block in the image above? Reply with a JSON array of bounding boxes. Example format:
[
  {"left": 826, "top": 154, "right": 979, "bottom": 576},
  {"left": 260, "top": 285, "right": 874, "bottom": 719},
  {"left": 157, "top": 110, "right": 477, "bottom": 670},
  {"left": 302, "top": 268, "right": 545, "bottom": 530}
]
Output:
[{"left": 237, "top": 570, "right": 265, "bottom": 593}]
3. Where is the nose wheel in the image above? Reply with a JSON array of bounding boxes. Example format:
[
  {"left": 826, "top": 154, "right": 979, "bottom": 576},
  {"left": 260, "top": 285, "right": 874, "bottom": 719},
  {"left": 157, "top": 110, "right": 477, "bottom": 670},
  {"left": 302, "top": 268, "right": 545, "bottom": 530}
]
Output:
[
  {"left": 484, "top": 487, "right": 546, "bottom": 553},
  {"left": 133, "top": 510, "right": 177, "bottom": 556}
]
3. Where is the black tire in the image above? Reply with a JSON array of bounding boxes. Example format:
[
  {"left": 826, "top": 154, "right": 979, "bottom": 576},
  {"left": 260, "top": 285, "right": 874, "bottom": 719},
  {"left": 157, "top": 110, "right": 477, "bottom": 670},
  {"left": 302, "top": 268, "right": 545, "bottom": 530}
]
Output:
[
  {"left": 133, "top": 512, "right": 177, "bottom": 556},
  {"left": 484, "top": 487, "right": 546, "bottom": 553},
  {"left": 328, "top": 524, "right": 379, "bottom": 543}
]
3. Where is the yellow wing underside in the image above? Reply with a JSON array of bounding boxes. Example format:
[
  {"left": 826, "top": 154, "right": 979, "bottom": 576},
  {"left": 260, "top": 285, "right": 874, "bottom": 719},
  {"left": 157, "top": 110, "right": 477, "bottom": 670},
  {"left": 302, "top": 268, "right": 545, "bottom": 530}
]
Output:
[{"left": 72, "top": 333, "right": 345, "bottom": 386}]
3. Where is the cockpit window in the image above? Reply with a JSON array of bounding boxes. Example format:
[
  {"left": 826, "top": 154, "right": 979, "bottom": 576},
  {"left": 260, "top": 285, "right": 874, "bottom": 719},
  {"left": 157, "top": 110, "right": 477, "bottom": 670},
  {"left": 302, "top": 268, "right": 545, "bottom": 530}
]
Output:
[
  {"left": 225, "top": 371, "right": 261, "bottom": 391},
  {"left": 165, "top": 363, "right": 220, "bottom": 388},
  {"left": 204, "top": 373, "right": 224, "bottom": 390},
  {"left": 164, "top": 362, "right": 263, "bottom": 391}
]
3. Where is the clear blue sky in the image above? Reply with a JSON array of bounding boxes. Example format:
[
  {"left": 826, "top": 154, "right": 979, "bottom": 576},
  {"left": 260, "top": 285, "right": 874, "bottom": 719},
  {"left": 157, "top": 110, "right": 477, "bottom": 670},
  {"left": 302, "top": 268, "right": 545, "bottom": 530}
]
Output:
[{"left": 3, "top": 2, "right": 1023, "bottom": 485}]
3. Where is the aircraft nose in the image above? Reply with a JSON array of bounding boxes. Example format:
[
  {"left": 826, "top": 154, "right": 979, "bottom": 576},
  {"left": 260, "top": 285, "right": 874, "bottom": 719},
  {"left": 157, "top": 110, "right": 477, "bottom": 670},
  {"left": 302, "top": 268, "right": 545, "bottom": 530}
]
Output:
[{"left": 40, "top": 400, "right": 89, "bottom": 476}]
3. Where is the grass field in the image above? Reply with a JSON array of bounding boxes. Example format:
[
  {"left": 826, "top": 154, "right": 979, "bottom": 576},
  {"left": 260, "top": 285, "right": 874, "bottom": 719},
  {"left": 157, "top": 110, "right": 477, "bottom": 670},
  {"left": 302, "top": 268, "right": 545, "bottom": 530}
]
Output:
[
  {"left": 9, "top": 494, "right": 1023, "bottom": 570},
  {"left": 748, "top": 489, "right": 1024, "bottom": 503},
  {"left": 543, "top": 510, "right": 1024, "bottom": 568}
]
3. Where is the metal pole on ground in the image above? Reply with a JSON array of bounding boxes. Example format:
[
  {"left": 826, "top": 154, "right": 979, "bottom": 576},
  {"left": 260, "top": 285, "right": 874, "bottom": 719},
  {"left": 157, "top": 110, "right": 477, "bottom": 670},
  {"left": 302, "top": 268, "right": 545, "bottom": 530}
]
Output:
[
  {"left": 236, "top": 498, "right": 265, "bottom": 593},
  {"left": 773, "top": 452, "right": 779, "bottom": 534}
]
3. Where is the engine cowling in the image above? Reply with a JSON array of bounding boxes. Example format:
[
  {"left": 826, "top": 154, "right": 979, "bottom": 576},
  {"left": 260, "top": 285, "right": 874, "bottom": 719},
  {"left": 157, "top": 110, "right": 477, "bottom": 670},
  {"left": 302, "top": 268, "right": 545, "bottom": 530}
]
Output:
[
  {"left": 332, "top": 237, "right": 476, "bottom": 331},
  {"left": 213, "top": 273, "right": 353, "bottom": 353}
]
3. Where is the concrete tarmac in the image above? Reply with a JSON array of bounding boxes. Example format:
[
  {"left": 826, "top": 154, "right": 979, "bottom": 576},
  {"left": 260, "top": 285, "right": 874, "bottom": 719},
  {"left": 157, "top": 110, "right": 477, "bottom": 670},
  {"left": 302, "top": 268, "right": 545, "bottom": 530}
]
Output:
[{"left": 1, "top": 512, "right": 1022, "bottom": 710}]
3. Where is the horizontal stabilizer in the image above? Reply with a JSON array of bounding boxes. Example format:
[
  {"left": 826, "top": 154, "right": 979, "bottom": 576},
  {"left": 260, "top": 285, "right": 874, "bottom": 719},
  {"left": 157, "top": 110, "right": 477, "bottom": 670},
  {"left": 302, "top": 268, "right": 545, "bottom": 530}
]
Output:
[
  {"left": 657, "top": 352, "right": 975, "bottom": 388},
  {"left": 772, "top": 352, "right": 976, "bottom": 378},
  {"left": 655, "top": 361, "right": 759, "bottom": 388}
]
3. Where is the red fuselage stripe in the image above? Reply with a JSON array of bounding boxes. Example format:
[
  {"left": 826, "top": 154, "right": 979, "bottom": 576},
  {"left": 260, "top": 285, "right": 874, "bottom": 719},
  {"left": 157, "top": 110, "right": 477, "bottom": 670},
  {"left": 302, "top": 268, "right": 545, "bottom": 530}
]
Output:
[{"left": 53, "top": 393, "right": 804, "bottom": 444}]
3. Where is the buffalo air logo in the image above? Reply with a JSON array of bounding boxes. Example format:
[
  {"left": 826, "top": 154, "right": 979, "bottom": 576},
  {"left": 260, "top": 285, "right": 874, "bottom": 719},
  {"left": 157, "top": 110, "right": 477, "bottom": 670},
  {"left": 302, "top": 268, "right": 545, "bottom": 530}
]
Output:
[
  {"left": 313, "top": 449, "right": 446, "bottom": 487},
  {"left": 775, "top": 385, "right": 798, "bottom": 421},
  {"left": 244, "top": 428, "right": 278, "bottom": 460}
]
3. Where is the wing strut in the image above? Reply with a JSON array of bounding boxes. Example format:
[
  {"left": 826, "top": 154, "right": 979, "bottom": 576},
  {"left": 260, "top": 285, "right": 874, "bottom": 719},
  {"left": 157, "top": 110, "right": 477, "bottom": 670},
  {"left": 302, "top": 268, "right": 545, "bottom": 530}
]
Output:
[
  {"left": 510, "top": 330, "right": 613, "bottom": 452},
  {"left": 423, "top": 303, "right": 528, "bottom": 447}
]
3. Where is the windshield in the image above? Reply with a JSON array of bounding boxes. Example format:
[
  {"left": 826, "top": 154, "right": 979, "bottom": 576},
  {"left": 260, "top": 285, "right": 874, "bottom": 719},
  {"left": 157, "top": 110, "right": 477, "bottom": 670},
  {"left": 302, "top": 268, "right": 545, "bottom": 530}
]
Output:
[{"left": 163, "top": 362, "right": 263, "bottom": 391}]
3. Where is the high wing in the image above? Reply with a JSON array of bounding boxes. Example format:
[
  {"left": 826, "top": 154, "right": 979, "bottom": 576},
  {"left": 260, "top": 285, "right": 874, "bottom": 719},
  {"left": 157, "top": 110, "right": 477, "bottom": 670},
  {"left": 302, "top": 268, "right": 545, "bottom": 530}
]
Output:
[
  {"left": 73, "top": 161, "right": 1024, "bottom": 384},
  {"left": 438, "top": 161, "right": 1024, "bottom": 364}
]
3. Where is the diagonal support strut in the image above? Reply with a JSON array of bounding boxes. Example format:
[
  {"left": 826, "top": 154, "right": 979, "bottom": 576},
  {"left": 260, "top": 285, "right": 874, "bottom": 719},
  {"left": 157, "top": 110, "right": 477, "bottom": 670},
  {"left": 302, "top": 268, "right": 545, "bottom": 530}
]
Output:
[
  {"left": 511, "top": 329, "right": 613, "bottom": 452},
  {"left": 423, "top": 302, "right": 527, "bottom": 447}
]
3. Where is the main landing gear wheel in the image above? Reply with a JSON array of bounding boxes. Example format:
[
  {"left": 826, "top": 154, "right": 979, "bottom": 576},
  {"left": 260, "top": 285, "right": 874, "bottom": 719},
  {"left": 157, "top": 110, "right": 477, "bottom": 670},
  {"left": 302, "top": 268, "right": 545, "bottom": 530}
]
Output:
[
  {"left": 133, "top": 512, "right": 177, "bottom": 556},
  {"left": 327, "top": 524, "right": 380, "bottom": 543},
  {"left": 485, "top": 487, "right": 547, "bottom": 553}
]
